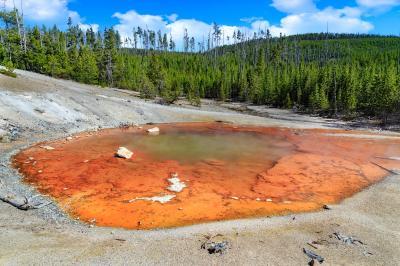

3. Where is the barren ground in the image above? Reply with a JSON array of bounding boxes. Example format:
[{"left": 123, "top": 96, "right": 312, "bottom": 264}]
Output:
[{"left": 1, "top": 70, "right": 399, "bottom": 265}]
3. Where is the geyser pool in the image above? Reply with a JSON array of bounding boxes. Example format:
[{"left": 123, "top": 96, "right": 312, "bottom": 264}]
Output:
[{"left": 13, "top": 122, "right": 400, "bottom": 229}]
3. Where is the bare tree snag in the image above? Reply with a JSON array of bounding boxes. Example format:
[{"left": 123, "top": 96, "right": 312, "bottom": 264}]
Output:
[
  {"left": 0, "top": 181, "right": 52, "bottom": 211},
  {"left": 0, "top": 193, "right": 52, "bottom": 211}
]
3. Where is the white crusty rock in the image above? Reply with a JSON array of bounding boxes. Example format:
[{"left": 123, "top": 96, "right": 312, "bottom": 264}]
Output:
[
  {"left": 167, "top": 173, "right": 187, "bottom": 193},
  {"left": 147, "top": 127, "right": 160, "bottom": 135},
  {"left": 116, "top": 147, "right": 133, "bottom": 159},
  {"left": 129, "top": 195, "right": 176, "bottom": 204},
  {"left": 40, "top": 145, "right": 55, "bottom": 150}
]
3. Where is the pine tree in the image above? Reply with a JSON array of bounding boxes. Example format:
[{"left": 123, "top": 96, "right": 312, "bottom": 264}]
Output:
[{"left": 146, "top": 53, "right": 165, "bottom": 96}]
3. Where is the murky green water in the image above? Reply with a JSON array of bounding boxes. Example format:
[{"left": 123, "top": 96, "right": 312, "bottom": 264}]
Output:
[{"left": 124, "top": 131, "right": 294, "bottom": 164}]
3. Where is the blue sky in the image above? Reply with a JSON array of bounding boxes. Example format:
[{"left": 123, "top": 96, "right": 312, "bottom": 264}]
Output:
[{"left": 4, "top": 0, "right": 400, "bottom": 47}]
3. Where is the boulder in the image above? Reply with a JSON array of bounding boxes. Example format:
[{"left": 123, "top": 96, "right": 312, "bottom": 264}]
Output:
[{"left": 116, "top": 147, "right": 133, "bottom": 159}]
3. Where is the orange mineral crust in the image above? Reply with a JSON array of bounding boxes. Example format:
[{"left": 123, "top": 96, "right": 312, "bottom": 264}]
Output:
[{"left": 13, "top": 123, "right": 400, "bottom": 229}]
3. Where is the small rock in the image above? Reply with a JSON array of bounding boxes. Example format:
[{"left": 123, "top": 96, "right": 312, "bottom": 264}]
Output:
[
  {"left": 83, "top": 160, "right": 89, "bottom": 163},
  {"left": 116, "top": 147, "right": 133, "bottom": 159},
  {"left": 147, "top": 127, "right": 160, "bottom": 135},
  {"left": 40, "top": 145, "right": 55, "bottom": 151},
  {"left": 266, "top": 198, "right": 273, "bottom": 202},
  {"left": 34, "top": 108, "right": 45, "bottom": 114},
  {"left": 231, "top": 196, "right": 239, "bottom": 200},
  {"left": 303, "top": 248, "right": 324, "bottom": 265},
  {"left": 201, "top": 240, "right": 230, "bottom": 255},
  {"left": 66, "top": 137, "right": 73, "bottom": 141}
]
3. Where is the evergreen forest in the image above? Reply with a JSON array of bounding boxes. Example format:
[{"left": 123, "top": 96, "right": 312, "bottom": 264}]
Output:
[{"left": 1, "top": 10, "right": 400, "bottom": 120}]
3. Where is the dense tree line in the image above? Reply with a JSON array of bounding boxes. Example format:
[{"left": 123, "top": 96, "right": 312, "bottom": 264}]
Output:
[{"left": 1, "top": 10, "right": 400, "bottom": 121}]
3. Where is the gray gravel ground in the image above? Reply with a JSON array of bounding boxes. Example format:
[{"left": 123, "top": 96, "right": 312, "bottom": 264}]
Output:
[{"left": 1, "top": 69, "right": 400, "bottom": 265}]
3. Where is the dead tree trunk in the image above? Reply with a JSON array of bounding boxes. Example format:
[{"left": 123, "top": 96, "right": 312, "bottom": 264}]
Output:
[
  {"left": 0, "top": 180, "right": 52, "bottom": 211},
  {"left": 12, "top": 0, "right": 23, "bottom": 50}
]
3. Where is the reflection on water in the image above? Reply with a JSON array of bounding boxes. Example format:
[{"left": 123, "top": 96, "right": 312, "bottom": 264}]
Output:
[
  {"left": 13, "top": 122, "right": 400, "bottom": 229},
  {"left": 125, "top": 131, "right": 292, "bottom": 164}
]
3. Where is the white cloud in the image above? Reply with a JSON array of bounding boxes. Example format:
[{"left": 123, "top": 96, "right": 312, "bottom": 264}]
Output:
[
  {"left": 272, "top": 7, "right": 373, "bottom": 35},
  {"left": 240, "top": 17, "right": 264, "bottom": 23},
  {"left": 113, "top": 10, "right": 167, "bottom": 34},
  {"left": 271, "top": 0, "right": 317, "bottom": 13},
  {"left": 4, "top": 0, "right": 69, "bottom": 24},
  {"left": 167, "top": 19, "right": 212, "bottom": 42},
  {"left": 356, "top": 0, "right": 400, "bottom": 14},
  {"left": 113, "top": 10, "right": 270, "bottom": 49},
  {"left": 78, "top": 23, "right": 100, "bottom": 33},
  {"left": 4, "top": 0, "right": 95, "bottom": 28},
  {"left": 113, "top": 5, "right": 376, "bottom": 51},
  {"left": 167, "top": 13, "right": 179, "bottom": 22},
  {"left": 356, "top": 0, "right": 400, "bottom": 9}
]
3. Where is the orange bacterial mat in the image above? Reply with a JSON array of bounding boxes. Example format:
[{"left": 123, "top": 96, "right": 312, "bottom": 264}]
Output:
[{"left": 12, "top": 122, "right": 400, "bottom": 229}]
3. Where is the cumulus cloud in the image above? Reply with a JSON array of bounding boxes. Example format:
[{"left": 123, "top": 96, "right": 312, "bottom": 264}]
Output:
[
  {"left": 78, "top": 23, "right": 100, "bottom": 33},
  {"left": 272, "top": 7, "right": 373, "bottom": 35},
  {"left": 267, "top": 0, "right": 376, "bottom": 36},
  {"left": 167, "top": 19, "right": 211, "bottom": 42},
  {"left": 113, "top": 0, "right": 381, "bottom": 50},
  {"left": 4, "top": 0, "right": 69, "bottom": 24},
  {"left": 4, "top": 0, "right": 96, "bottom": 29},
  {"left": 167, "top": 13, "right": 179, "bottom": 22},
  {"left": 271, "top": 0, "right": 317, "bottom": 13},
  {"left": 113, "top": 10, "right": 272, "bottom": 49}
]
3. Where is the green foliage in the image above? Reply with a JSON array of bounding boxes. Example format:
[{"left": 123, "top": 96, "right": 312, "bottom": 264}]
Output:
[
  {"left": 139, "top": 75, "right": 156, "bottom": 99},
  {"left": 1, "top": 11, "right": 400, "bottom": 120},
  {"left": 0, "top": 68, "right": 17, "bottom": 78},
  {"left": 3, "top": 60, "right": 15, "bottom": 72},
  {"left": 0, "top": 61, "right": 16, "bottom": 78}
]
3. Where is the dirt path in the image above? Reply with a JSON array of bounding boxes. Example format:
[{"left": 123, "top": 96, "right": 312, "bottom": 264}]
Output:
[{"left": 1, "top": 70, "right": 399, "bottom": 265}]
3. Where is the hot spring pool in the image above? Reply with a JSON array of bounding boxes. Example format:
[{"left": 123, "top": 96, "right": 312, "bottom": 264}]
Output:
[{"left": 13, "top": 122, "right": 400, "bottom": 229}]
